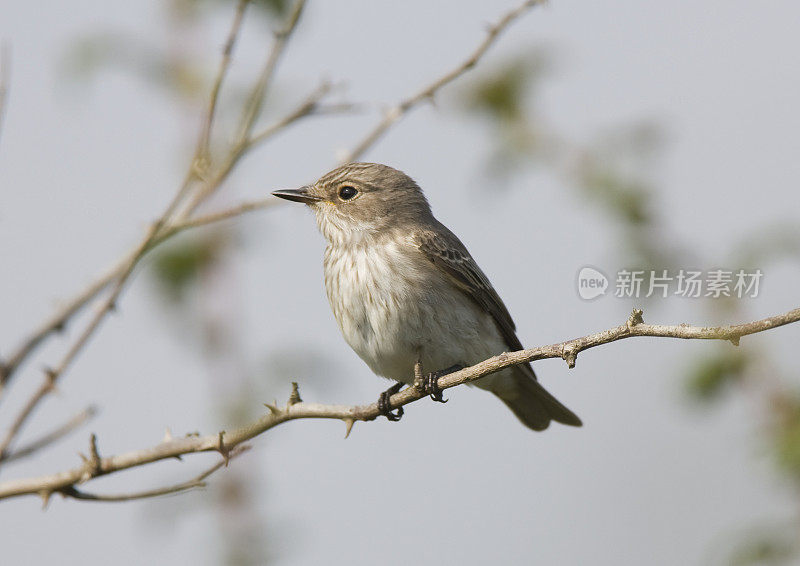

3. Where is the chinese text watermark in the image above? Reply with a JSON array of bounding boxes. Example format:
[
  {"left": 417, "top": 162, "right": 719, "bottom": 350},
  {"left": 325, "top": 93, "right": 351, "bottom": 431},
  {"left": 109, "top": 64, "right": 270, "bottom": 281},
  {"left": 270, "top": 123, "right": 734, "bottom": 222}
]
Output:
[{"left": 577, "top": 267, "right": 762, "bottom": 300}]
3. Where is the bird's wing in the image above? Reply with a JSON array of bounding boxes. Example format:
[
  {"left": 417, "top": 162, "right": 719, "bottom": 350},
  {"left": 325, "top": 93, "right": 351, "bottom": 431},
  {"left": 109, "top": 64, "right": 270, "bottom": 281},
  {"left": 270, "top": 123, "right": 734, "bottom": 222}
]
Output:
[
  {"left": 415, "top": 223, "right": 525, "bottom": 353},
  {"left": 416, "top": 223, "right": 585, "bottom": 430}
]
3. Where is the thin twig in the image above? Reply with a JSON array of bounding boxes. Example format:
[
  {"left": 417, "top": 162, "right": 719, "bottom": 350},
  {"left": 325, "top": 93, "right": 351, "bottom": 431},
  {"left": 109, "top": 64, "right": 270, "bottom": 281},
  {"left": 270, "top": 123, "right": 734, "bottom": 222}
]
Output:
[
  {"left": 161, "top": 198, "right": 280, "bottom": 235},
  {"left": 196, "top": 0, "right": 250, "bottom": 166},
  {"left": 179, "top": 0, "right": 308, "bottom": 221},
  {"left": 58, "top": 446, "right": 249, "bottom": 503},
  {"left": 0, "top": 78, "right": 316, "bottom": 392},
  {"left": 0, "top": 406, "right": 97, "bottom": 464},
  {"left": 0, "top": 0, "right": 506, "bottom": 398},
  {"left": 0, "top": 208, "right": 178, "bottom": 458},
  {"left": 233, "top": 0, "right": 306, "bottom": 145},
  {"left": 0, "top": 0, "right": 526, "bottom": 462},
  {"left": 0, "top": 1, "right": 257, "bottom": 455},
  {"left": 0, "top": 258, "right": 128, "bottom": 392},
  {"left": 2, "top": 307, "right": 797, "bottom": 502},
  {"left": 341, "top": 0, "right": 545, "bottom": 163},
  {"left": 0, "top": 76, "right": 329, "bottom": 396},
  {"left": 246, "top": 81, "right": 340, "bottom": 150}
]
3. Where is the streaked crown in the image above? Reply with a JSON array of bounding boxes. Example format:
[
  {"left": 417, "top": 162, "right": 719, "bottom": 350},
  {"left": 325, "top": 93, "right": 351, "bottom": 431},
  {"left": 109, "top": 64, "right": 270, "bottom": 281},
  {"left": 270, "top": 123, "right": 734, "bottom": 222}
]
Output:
[{"left": 305, "top": 163, "right": 432, "bottom": 243}]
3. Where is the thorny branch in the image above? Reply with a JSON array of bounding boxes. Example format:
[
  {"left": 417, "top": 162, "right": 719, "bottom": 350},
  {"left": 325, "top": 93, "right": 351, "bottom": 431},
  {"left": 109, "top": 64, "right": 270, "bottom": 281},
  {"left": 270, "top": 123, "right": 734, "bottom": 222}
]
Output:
[
  {"left": 0, "top": 407, "right": 97, "bottom": 464},
  {"left": 0, "top": 79, "right": 347, "bottom": 398},
  {"left": 0, "top": 0, "right": 537, "bottom": 448},
  {"left": 57, "top": 446, "right": 250, "bottom": 503},
  {"left": 1, "top": 307, "right": 797, "bottom": 503},
  {"left": 0, "top": 0, "right": 315, "bottom": 458}
]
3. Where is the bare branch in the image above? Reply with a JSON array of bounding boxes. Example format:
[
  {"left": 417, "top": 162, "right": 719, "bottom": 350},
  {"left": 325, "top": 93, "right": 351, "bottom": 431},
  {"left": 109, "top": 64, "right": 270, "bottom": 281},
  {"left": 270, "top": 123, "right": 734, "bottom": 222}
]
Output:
[
  {"left": 0, "top": 258, "right": 127, "bottom": 391},
  {"left": 58, "top": 446, "right": 249, "bottom": 503},
  {"left": 341, "top": 0, "right": 546, "bottom": 163},
  {"left": 177, "top": 0, "right": 309, "bottom": 222},
  {"left": 0, "top": 406, "right": 97, "bottom": 465},
  {"left": 0, "top": 0, "right": 512, "bottom": 398},
  {"left": 2, "top": 307, "right": 797, "bottom": 502},
  {"left": 245, "top": 81, "right": 359, "bottom": 151},
  {"left": 161, "top": 198, "right": 280, "bottom": 235},
  {"left": 0, "top": 211, "right": 184, "bottom": 457},
  {"left": 0, "top": 377, "right": 56, "bottom": 459},
  {"left": 196, "top": 0, "right": 250, "bottom": 165},
  {"left": 0, "top": 1, "right": 263, "bottom": 453},
  {"left": 233, "top": 0, "right": 306, "bottom": 146}
]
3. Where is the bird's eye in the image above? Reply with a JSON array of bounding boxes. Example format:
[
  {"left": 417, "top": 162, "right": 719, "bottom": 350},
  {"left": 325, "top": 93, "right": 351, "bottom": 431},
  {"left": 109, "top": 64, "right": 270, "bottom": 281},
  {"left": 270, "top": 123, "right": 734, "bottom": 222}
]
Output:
[{"left": 338, "top": 185, "right": 358, "bottom": 200}]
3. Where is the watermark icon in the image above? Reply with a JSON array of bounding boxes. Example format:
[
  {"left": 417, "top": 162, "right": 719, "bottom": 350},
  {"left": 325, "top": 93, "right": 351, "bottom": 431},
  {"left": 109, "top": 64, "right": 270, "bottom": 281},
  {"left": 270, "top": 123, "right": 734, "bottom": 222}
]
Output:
[
  {"left": 577, "top": 267, "right": 762, "bottom": 300},
  {"left": 577, "top": 266, "right": 609, "bottom": 300}
]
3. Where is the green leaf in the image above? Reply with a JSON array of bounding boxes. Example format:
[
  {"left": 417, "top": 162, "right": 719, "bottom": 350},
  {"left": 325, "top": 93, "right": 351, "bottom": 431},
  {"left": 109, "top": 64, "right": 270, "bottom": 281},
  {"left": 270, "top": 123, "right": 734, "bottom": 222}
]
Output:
[
  {"left": 686, "top": 350, "right": 748, "bottom": 402},
  {"left": 150, "top": 236, "right": 223, "bottom": 302}
]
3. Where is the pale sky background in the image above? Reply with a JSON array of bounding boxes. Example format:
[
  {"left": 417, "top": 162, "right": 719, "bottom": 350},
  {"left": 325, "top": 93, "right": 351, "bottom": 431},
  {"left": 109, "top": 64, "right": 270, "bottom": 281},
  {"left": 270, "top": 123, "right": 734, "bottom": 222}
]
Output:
[{"left": 2, "top": 1, "right": 800, "bottom": 565}]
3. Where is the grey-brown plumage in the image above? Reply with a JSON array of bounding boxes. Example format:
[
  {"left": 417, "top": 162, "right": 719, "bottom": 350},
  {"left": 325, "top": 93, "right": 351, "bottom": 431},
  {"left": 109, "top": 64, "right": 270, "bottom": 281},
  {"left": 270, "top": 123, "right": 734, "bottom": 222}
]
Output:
[{"left": 272, "top": 162, "right": 581, "bottom": 431}]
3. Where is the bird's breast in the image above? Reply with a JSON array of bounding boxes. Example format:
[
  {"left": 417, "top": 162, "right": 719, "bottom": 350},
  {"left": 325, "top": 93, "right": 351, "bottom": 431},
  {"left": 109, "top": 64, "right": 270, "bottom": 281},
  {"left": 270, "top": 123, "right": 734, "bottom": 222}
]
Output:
[{"left": 323, "top": 238, "right": 502, "bottom": 383}]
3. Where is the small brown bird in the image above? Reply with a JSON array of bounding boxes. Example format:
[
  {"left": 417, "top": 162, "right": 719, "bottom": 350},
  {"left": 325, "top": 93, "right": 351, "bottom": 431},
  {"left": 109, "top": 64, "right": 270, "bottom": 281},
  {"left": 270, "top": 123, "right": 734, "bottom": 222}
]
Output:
[{"left": 273, "top": 162, "right": 581, "bottom": 430}]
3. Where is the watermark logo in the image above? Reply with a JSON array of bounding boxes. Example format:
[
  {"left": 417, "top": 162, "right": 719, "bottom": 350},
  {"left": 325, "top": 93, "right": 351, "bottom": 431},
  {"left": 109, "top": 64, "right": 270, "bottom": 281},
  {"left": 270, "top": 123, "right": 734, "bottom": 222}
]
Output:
[
  {"left": 577, "top": 267, "right": 763, "bottom": 300},
  {"left": 577, "top": 266, "right": 609, "bottom": 300}
]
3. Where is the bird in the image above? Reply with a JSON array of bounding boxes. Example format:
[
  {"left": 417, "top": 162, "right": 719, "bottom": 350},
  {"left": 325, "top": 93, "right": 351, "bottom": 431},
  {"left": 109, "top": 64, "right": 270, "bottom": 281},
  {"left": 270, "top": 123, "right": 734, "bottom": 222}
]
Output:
[{"left": 272, "top": 162, "right": 581, "bottom": 431}]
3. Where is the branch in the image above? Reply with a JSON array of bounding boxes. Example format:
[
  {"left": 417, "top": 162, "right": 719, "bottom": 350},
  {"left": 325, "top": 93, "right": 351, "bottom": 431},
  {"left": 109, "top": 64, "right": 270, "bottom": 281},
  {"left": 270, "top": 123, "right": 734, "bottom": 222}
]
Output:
[
  {"left": 195, "top": 0, "right": 249, "bottom": 165},
  {"left": 341, "top": 0, "right": 546, "bottom": 163},
  {"left": 232, "top": 0, "right": 306, "bottom": 146},
  {"left": 57, "top": 446, "right": 249, "bottom": 504},
  {"left": 0, "top": 82, "right": 331, "bottom": 399},
  {"left": 0, "top": 80, "right": 331, "bottom": 394},
  {"left": 0, "top": 406, "right": 97, "bottom": 464},
  {"left": 0, "top": 2, "right": 261, "bottom": 454},
  {"left": 161, "top": 198, "right": 279, "bottom": 235},
  {"left": 0, "top": 0, "right": 515, "bottom": 397},
  {"left": 0, "top": 0, "right": 313, "bottom": 449},
  {"left": 177, "top": 0, "right": 309, "bottom": 221},
  {"left": 245, "top": 81, "right": 359, "bottom": 151},
  {"left": 0, "top": 257, "right": 126, "bottom": 391},
  {"left": 2, "top": 307, "right": 797, "bottom": 503}
]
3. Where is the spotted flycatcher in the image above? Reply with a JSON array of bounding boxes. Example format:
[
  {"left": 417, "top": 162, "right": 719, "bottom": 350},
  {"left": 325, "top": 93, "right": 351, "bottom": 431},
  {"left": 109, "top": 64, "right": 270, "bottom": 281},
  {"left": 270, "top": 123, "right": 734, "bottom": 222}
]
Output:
[{"left": 272, "top": 163, "right": 581, "bottom": 430}]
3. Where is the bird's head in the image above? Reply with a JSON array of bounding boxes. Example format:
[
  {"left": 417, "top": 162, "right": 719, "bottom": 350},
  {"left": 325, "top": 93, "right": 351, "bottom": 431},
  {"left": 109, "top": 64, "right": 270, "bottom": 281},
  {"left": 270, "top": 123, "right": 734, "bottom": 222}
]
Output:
[{"left": 272, "top": 162, "right": 431, "bottom": 244}]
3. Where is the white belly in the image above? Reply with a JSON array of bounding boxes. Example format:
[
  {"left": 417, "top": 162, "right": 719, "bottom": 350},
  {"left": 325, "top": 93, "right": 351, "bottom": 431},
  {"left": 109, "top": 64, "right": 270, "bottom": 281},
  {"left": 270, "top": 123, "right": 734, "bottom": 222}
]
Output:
[{"left": 323, "top": 238, "right": 509, "bottom": 386}]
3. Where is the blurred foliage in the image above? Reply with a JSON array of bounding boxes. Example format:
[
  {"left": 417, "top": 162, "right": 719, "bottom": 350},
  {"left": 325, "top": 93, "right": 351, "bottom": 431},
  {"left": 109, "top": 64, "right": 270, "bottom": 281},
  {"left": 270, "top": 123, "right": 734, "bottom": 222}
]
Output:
[
  {"left": 686, "top": 349, "right": 749, "bottom": 402},
  {"left": 460, "top": 51, "right": 552, "bottom": 179},
  {"left": 770, "top": 392, "right": 800, "bottom": 481},
  {"left": 573, "top": 122, "right": 664, "bottom": 228},
  {"left": 463, "top": 44, "right": 800, "bottom": 565},
  {"left": 731, "top": 539, "right": 795, "bottom": 566},
  {"left": 62, "top": 0, "right": 292, "bottom": 104},
  {"left": 62, "top": 34, "right": 207, "bottom": 100},
  {"left": 735, "top": 223, "right": 800, "bottom": 269},
  {"left": 464, "top": 56, "right": 548, "bottom": 123},
  {"left": 171, "top": 0, "right": 291, "bottom": 20},
  {"left": 262, "top": 347, "right": 340, "bottom": 397},
  {"left": 214, "top": 394, "right": 273, "bottom": 566},
  {"left": 59, "top": 1, "right": 800, "bottom": 563},
  {"left": 459, "top": 49, "right": 678, "bottom": 270},
  {"left": 151, "top": 232, "right": 228, "bottom": 303},
  {"left": 723, "top": 526, "right": 799, "bottom": 566}
]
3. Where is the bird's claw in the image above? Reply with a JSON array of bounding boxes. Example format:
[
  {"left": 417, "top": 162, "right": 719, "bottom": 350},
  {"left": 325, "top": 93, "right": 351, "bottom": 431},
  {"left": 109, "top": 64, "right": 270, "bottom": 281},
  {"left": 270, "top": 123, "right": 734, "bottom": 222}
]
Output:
[
  {"left": 377, "top": 382, "right": 404, "bottom": 422},
  {"left": 423, "top": 372, "right": 448, "bottom": 403},
  {"left": 422, "top": 364, "right": 463, "bottom": 403}
]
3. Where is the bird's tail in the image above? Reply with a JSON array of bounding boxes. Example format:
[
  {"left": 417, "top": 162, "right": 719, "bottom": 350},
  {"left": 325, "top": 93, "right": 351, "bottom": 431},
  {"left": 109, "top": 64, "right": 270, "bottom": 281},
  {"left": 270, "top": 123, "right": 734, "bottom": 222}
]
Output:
[{"left": 490, "top": 366, "right": 582, "bottom": 431}]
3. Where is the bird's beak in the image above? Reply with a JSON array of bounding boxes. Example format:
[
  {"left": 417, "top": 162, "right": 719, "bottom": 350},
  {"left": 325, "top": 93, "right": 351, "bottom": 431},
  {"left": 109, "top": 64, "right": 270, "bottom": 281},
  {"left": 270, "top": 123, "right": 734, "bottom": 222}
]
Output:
[{"left": 271, "top": 186, "right": 322, "bottom": 205}]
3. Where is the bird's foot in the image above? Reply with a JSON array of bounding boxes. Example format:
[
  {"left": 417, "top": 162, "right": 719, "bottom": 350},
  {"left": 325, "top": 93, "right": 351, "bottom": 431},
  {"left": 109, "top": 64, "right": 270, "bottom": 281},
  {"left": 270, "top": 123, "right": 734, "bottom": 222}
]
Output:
[
  {"left": 377, "top": 382, "right": 404, "bottom": 422},
  {"left": 423, "top": 364, "right": 463, "bottom": 404}
]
